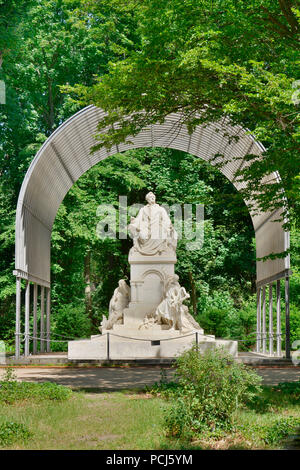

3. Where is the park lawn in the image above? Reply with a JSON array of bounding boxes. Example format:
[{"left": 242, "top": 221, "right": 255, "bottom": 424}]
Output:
[
  {"left": 0, "top": 389, "right": 168, "bottom": 450},
  {"left": 0, "top": 382, "right": 299, "bottom": 450}
]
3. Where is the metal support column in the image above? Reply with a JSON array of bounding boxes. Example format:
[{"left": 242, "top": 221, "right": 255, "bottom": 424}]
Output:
[
  {"left": 276, "top": 280, "right": 281, "bottom": 357},
  {"left": 262, "top": 286, "right": 266, "bottom": 354},
  {"left": 256, "top": 287, "right": 261, "bottom": 353},
  {"left": 285, "top": 276, "right": 291, "bottom": 359},
  {"left": 33, "top": 283, "right": 38, "bottom": 354},
  {"left": 46, "top": 287, "right": 51, "bottom": 353},
  {"left": 40, "top": 286, "right": 45, "bottom": 353},
  {"left": 15, "top": 277, "right": 21, "bottom": 359},
  {"left": 269, "top": 283, "right": 273, "bottom": 356},
  {"left": 24, "top": 281, "right": 30, "bottom": 357}
]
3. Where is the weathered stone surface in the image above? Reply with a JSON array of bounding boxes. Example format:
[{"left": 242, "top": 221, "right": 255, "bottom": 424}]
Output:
[{"left": 68, "top": 333, "right": 238, "bottom": 360}]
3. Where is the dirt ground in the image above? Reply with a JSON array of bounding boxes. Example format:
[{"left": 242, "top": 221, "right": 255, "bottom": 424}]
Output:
[{"left": 1, "top": 366, "right": 299, "bottom": 390}]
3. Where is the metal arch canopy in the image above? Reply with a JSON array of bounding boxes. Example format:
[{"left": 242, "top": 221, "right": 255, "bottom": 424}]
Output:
[{"left": 14, "top": 105, "right": 290, "bottom": 286}]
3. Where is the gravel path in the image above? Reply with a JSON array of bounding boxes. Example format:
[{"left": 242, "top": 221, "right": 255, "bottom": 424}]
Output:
[{"left": 1, "top": 366, "right": 299, "bottom": 390}]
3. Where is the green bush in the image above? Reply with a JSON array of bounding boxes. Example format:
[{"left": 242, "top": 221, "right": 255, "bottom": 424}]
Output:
[
  {"left": 0, "top": 422, "right": 32, "bottom": 447},
  {"left": 0, "top": 370, "right": 72, "bottom": 404},
  {"left": 247, "top": 416, "right": 300, "bottom": 446},
  {"left": 51, "top": 302, "right": 92, "bottom": 351},
  {"left": 148, "top": 367, "right": 181, "bottom": 400},
  {"left": 163, "top": 345, "right": 262, "bottom": 438},
  {"left": 197, "top": 292, "right": 257, "bottom": 351},
  {"left": 271, "top": 381, "right": 300, "bottom": 400},
  {"left": 197, "top": 291, "right": 236, "bottom": 338},
  {"left": 264, "top": 417, "right": 300, "bottom": 446}
]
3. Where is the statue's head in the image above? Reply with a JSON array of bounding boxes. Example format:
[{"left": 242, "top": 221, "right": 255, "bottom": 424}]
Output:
[
  {"left": 164, "top": 274, "right": 179, "bottom": 294},
  {"left": 145, "top": 192, "right": 156, "bottom": 204}
]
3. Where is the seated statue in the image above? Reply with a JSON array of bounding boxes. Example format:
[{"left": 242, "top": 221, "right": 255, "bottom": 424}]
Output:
[
  {"left": 128, "top": 192, "right": 177, "bottom": 256},
  {"left": 100, "top": 280, "right": 130, "bottom": 331}
]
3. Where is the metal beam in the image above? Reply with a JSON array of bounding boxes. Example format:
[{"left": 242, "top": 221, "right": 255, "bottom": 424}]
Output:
[
  {"left": 285, "top": 276, "right": 290, "bottom": 359},
  {"left": 15, "top": 277, "right": 21, "bottom": 359},
  {"left": 13, "top": 269, "right": 50, "bottom": 288},
  {"left": 256, "top": 287, "right": 261, "bottom": 353},
  {"left": 262, "top": 286, "right": 266, "bottom": 354},
  {"left": 269, "top": 283, "right": 273, "bottom": 356},
  {"left": 276, "top": 279, "right": 281, "bottom": 357},
  {"left": 46, "top": 287, "right": 51, "bottom": 353},
  {"left": 24, "top": 281, "right": 30, "bottom": 357},
  {"left": 40, "top": 286, "right": 45, "bottom": 353},
  {"left": 50, "top": 142, "right": 75, "bottom": 185},
  {"left": 254, "top": 208, "right": 281, "bottom": 233},
  {"left": 33, "top": 283, "right": 38, "bottom": 354},
  {"left": 15, "top": 106, "right": 290, "bottom": 294},
  {"left": 256, "top": 269, "right": 292, "bottom": 289}
]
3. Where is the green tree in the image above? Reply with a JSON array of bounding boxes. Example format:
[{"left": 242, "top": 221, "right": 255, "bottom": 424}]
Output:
[
  {"left": 68, "top": 0, "right": 300, "bottom": 230},
  {"left": 0, "top": 0, "right": 139, "bottom": 342}
]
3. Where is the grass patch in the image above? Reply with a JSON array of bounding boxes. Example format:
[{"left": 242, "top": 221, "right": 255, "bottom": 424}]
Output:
[
  {"left": 0, "top": 389, "right": 170, "bottom": 449},
  {"left": 0, "top": 383, "right": 299, "bottom": 450},
  {"left": 0, "top": 366, "right": 299, "bottom": 450}
]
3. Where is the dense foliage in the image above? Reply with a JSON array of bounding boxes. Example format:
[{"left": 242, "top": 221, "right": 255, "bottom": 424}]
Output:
[
  {"left": 151, "top": 346, "right": 263, "bottom": 437},
  {"left": 69, "top": 0, "right": 300, "bottom": 230},
  {"left": 0, "top": 1, "right": 299, "bottom": 352},
  {"left": 150, "top": 349, "right": 300, "bottom": 445}
]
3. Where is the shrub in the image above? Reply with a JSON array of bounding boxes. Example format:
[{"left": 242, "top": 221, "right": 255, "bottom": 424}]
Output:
[
  {"left": 272, "top": 381, "right": 300, "bottom": 397},
  {"left": 197, "top": 291, "right": 236, "bottom": 338},
  {"left": 263, "top": 417, "right": 300, "bottom": 446},
  {"left": 51, "top": 302, "right": 92, "bottom": 351},
  {"left": 0, "top": 369, "right": 72, "bottom": 404},
  {"left": 0, "top": 422, "right": 32, "bottom": 447},
  {"left": 164, "top": 345, "right": 262, "bottom": 438},
  {"left": 148, "top": 368, "right": 180, "bottom": 400},
  {"left": 247, "top": 416, "right": 300, "bottom": 446},
  {"left": 196, "top": 292, "right": 257, "bottom": 351}
]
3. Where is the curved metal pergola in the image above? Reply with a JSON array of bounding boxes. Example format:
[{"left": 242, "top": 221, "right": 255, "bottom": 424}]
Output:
[{"left": 14, "top": 105, "right": 291, "bottom": 358}]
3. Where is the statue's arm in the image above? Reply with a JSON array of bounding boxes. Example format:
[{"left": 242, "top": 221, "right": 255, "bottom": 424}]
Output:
[
  {"left": 161, "top": 207, "right": 178, "bottom": 238},
  {"left": 180, "top": 287, "right": 190, "bottom": 301}
]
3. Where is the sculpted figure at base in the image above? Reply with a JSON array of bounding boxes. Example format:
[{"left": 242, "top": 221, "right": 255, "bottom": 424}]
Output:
[
  {"left": 128, "top": 192, "right": 177, "bottom": 256},
  {"left": 100, "top": 280, "right": 130, "bottom": 331},
  {"left": 140, "top": 274, "right": 202, "bottom": 333}
]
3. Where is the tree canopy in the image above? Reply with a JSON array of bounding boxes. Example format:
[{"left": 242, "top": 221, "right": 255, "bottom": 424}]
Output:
[{"left": 68, "top": 0, "right": 300, "bottom": 229}]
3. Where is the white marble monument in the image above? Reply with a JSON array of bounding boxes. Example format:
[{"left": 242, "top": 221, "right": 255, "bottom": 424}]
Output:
[{"left": 68, "top": 192, "right": 237, "bottom": 360}]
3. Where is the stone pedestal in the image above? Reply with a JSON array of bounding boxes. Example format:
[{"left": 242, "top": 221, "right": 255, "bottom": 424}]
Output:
[
  {"left": 68, "top": 332, "right": 238, "bottom": 360},
  {"left": 123, "top": 250, "right": 176, "bottom": 327}
]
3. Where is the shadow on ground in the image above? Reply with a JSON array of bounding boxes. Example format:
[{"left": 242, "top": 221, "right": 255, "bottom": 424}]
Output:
[{"left": 11, "top": 366, "right": 175, "bottom": 392}]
